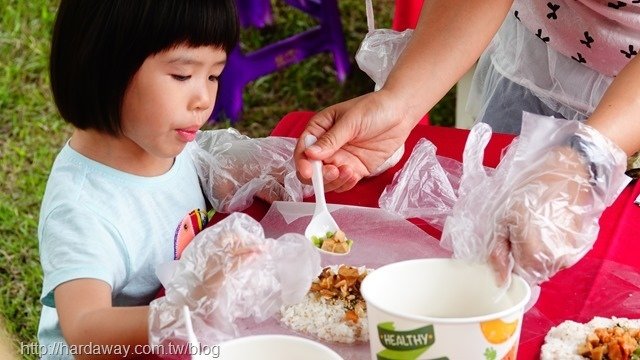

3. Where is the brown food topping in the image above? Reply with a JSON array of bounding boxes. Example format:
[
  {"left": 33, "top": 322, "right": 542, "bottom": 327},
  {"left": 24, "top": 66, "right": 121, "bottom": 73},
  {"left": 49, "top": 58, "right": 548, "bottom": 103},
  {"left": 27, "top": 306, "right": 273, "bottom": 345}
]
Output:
[
  {"left": 309, "top": 265, "right": 368, "bottom": 324},
  {"left": 578, "top": 325, "right": 640, "bottom": 360},
  {"left": 318, "top": 230, "right": 351, "bottom": 254}
]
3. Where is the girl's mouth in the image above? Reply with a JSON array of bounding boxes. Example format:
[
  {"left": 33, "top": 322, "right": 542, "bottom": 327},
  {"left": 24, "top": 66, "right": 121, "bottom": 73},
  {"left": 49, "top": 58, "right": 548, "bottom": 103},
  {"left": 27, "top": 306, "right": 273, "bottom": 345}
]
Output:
[{"left": 176, "top": 129, "right": 197, "bottom": 142}]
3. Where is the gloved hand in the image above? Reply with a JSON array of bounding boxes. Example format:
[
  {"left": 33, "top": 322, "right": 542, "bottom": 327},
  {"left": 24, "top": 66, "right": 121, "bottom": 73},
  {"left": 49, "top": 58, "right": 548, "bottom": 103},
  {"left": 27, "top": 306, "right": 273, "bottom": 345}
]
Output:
[
  {"left": 442, "top": 113, "right": 630, "bottom": 286},
  {"left": 148, "top": 213, "right": 321, "bottom": 349},
  {"left": 489, "top": 144, "right": 600, "bottom": 284},
  {"left": 191, "top": 129, "right": 313, "bottom": 213}
]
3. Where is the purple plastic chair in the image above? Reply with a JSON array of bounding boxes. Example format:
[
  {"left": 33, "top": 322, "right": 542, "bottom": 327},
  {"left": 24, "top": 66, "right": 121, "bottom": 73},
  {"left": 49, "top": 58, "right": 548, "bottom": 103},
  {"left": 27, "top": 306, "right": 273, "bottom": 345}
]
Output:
[
  {"left": 211, "top": 0, "right": 351, "bottom": 122},
  {"left": 236, "top": 0, "right": 273, "bottom": 28}
]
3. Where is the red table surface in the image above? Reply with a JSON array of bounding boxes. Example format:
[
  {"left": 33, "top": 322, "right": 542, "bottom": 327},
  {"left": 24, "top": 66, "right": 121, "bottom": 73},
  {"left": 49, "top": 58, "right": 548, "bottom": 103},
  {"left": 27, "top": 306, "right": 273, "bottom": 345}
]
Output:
[{"left": 210, "top": 111, "right": 640, "bottom": 359}]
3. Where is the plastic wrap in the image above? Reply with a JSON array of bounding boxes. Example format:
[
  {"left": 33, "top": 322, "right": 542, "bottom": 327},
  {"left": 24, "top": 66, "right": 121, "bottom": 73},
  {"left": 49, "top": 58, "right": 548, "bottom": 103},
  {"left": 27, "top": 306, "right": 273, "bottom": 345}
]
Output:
[
  {"left": 379, "top": 138, "right": 474, "bottom": 230},
  {"left": 441, "top": 113, "right": 630, "bottom": 286},
  {"left": 215, "top": 201, "right": 451, "bottom": 360},
  {"left": 380, "top": 112, "right": 629, "bottom": 286},
  {"left": 355, "top": 28, "right": 413, "bottom": 91},
  {"left": 148, "top": 212, "right": 321, "bottom": 350},
  {"left": 468, "top": 12, "right": 613, "bottom": 134},
  {"left": 260, "top": 201, "right": 450, "bottom": 268},
  {"left": 379, "top": 136, "right": 496, "bottom": 230},
  {"left": 190, "top": 129, "right": 313, "bottom": 213},
  {"left": 355, "top": 0, "right": 413, "bottom": 92}
]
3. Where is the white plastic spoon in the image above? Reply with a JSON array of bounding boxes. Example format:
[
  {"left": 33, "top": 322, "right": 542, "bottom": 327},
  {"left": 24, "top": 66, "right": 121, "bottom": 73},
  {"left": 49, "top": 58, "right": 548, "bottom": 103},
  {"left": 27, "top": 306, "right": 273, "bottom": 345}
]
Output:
[
  {"left": 303, "top": 135, "right": 350, "bottom": 256},
  {"left": 182, "top": 306, "right": 209, "bottom": 360}
]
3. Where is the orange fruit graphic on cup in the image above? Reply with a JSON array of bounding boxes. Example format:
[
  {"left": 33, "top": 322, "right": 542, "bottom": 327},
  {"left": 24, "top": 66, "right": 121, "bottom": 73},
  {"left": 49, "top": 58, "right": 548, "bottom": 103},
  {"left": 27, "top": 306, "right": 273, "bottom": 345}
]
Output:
[{"left": 480, "top": 319, "right": 519, "bottom": 344}]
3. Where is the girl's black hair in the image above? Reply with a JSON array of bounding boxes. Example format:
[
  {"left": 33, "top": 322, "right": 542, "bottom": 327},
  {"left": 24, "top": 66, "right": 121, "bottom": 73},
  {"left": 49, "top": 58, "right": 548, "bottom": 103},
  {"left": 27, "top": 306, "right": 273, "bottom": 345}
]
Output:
[{"left": 50, "top": 0, "right": 239, "bottom": 135}]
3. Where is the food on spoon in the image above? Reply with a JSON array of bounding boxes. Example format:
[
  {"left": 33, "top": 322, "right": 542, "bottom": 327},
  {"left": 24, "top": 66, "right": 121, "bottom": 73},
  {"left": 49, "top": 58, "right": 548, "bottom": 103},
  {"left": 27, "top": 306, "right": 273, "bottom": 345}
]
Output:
[
  {"left": 280, "top": 264, "right": 371, "bottom": 343},
  {"left": 541, "top": 317, "right": 640, "bottom": 360},
  {"left": 311, "top": 230, "right": 353, "bottom": 254}
]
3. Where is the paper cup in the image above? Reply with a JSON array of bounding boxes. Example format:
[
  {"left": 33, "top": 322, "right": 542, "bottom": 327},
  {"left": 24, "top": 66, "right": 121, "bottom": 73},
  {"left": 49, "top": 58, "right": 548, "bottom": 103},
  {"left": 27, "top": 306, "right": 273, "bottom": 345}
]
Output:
[
  {"left": 361, "top": 258, "right": 531, "bottom": 360},
  {"left": 218, "top": 334, "right": 343, "bottom": 360}
]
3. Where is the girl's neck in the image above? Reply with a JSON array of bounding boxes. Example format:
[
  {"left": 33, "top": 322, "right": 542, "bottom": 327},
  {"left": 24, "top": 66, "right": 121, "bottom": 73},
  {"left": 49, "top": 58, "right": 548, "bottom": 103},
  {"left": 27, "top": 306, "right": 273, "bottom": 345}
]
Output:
[{"left": 69, "top": 129, "right": 175, "bottom": 177}]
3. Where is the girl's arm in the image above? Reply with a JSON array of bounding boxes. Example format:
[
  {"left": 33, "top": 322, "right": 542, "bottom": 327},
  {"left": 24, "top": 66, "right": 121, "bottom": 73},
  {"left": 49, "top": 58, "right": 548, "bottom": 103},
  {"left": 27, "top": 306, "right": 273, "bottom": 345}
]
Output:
[
  {"left": 586, "top": 54, "right": 640, "bottom": 155},
  {"left": 55, "top": 279, "right": 149, "bottom": 360}
]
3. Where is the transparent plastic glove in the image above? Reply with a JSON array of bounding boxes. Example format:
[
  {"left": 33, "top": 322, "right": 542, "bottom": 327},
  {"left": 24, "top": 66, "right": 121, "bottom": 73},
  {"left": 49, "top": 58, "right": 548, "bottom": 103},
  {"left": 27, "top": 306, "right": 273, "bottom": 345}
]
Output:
[
  {"left": 190, "top": 129, "right": 313, "bottom": 213},
  {"left": 148, "top": 212, "right": 321, "bottom": 349},
  {"left": 379, "top": 138, "right": 460, "bottom": 230},
  {"left": 356, "top": 28, "right": 413, "bottom": 92},
  {"left": 356, "top": 0, "right": 412, "bottom": 92},
  {"left": 441, "top": 113, "right": 630, "bottom": 286}
]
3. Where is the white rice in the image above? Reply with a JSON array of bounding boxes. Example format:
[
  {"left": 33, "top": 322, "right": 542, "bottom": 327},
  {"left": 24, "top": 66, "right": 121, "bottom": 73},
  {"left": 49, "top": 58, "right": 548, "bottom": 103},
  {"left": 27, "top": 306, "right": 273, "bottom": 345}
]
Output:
[
  {"left": 279, "top": 292, "right": 368, "bottom": 344},
  {"left": 279, "top": 265, "right": 371, "bottom": 344},
  {"left": 541, "top": 317, "right": 640, "bottom": 360}
]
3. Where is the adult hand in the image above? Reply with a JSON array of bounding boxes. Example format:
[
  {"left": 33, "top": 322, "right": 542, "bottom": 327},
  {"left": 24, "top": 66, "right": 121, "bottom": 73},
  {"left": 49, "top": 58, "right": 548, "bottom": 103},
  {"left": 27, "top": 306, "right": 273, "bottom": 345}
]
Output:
[
  {"left": 489, "top": 127, "right": 628, "bottom": 286},
  {"left": 441, "top": 117, "right": 628, "bottom": 288},
  {"left": 294, "top": 89, "right": 418, "bottom": 192},
  {"left": 488, "top": 145, "right": 594, "bottom": 285}
]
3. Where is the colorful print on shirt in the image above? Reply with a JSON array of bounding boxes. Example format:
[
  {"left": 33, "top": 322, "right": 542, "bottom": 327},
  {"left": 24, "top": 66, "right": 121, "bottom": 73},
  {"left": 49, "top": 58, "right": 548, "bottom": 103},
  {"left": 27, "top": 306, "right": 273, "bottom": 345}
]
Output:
[{"left": 173, "top": 208, "right": 211, "bottom": 259}]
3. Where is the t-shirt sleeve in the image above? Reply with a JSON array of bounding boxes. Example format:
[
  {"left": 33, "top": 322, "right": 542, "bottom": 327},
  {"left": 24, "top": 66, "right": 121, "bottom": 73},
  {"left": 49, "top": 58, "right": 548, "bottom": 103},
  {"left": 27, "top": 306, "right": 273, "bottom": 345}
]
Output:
[{"left": 39, "top": 203, "right": 129, "bottom": 308}]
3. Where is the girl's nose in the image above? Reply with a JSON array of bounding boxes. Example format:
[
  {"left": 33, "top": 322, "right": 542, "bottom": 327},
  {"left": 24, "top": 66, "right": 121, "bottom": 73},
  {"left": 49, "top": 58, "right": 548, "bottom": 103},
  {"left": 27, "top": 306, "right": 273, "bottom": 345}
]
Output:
[{"left": 190, "top": 82, "right": 216, "bottom": 112}]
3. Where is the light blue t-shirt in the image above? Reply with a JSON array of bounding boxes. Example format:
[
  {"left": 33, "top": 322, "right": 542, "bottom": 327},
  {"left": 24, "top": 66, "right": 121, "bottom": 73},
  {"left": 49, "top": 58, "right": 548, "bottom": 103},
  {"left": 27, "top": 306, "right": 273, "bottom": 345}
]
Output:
[{"left": 37, "top": 141, "right": 206, "bottom": 358}]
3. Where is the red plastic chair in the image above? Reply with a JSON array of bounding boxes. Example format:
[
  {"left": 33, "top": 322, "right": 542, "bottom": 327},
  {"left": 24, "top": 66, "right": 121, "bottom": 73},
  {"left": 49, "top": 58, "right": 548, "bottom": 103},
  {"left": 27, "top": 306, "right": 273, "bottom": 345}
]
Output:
[
  {"left": 392, "top": 0, "right": 429, "bottom": 125},
  {"left": 392, "top": 0, "right": 424, "bottom": 31}
]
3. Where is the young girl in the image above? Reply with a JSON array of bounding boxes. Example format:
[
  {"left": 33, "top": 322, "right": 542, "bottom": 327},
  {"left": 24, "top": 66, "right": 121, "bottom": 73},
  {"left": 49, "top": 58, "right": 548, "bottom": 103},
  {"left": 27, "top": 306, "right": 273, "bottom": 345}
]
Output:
[{"left": 39, "top": 0, "right": 239, "bottom": 357}]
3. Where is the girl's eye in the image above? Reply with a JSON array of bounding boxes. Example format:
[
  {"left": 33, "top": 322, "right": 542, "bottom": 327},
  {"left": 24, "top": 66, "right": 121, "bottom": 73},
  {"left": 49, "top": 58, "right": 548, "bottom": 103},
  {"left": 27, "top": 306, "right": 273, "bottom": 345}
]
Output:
[
  {"left": 171, "top": 74, "right": 191, "bottom": 81},
  {"left": 208, "top": 75, "right": 219, "bottom": 82}
]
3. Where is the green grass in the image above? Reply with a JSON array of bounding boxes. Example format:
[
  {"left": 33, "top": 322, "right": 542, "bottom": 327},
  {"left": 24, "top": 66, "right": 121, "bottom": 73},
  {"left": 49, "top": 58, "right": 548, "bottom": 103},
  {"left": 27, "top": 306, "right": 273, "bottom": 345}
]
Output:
[
  {"left": 1, "top": 0, "right": 68, "bottom": 357},
  {"left": 0, "top": 1, "right": 454, "bottom": 358}
]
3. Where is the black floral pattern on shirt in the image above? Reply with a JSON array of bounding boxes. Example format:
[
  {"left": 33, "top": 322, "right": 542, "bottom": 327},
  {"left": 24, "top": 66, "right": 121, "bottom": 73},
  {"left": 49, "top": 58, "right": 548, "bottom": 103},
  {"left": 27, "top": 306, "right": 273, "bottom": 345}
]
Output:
[
  {"left": 621, "top": 44, "right": 638, "bottom": 58},
  {"left": 580, "top": 32, "right": 594, "bottom": 48},
  {"left": 547, "top": 2, "right": 560, "bottom": 19},
  {"left": 607, "top": 1, "right": 627, "bottom": 9},
  {"left": 515, "top": 1, "right": 639, "bottom": 69}
]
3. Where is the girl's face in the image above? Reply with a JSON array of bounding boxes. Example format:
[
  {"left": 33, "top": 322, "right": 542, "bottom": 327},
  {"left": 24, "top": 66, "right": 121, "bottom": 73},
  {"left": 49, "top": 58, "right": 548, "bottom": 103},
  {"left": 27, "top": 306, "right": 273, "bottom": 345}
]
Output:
[{"left": 120, "top": 44, "right": 226, "bottom": 159}]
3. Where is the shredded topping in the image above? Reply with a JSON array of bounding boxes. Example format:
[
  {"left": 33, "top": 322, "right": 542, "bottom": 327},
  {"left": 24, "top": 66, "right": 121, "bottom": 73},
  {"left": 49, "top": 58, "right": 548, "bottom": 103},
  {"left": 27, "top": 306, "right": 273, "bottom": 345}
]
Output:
[
  {"left": 578, "top": 325, "right": 640, "bottom": 360},
  {"left": 309, "top": 265, "right": 368, "bottom": 323}
]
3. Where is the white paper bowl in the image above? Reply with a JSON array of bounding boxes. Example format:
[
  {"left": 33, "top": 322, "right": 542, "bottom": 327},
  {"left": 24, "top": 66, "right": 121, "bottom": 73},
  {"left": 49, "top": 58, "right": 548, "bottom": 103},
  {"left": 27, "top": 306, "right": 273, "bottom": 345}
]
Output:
[
  {"left": 218, "top": 334, "right": 343, "bottom": 360},
  {"left": 360, "top": 258, "right": 531, "bottom": 360}
]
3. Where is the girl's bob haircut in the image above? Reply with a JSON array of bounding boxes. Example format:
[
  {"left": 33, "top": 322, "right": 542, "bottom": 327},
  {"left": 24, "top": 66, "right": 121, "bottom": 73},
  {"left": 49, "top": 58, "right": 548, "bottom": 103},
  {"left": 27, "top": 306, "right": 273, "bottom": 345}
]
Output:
[{"left": 50, "top": 0, "right": 239, "bottom": 135}]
